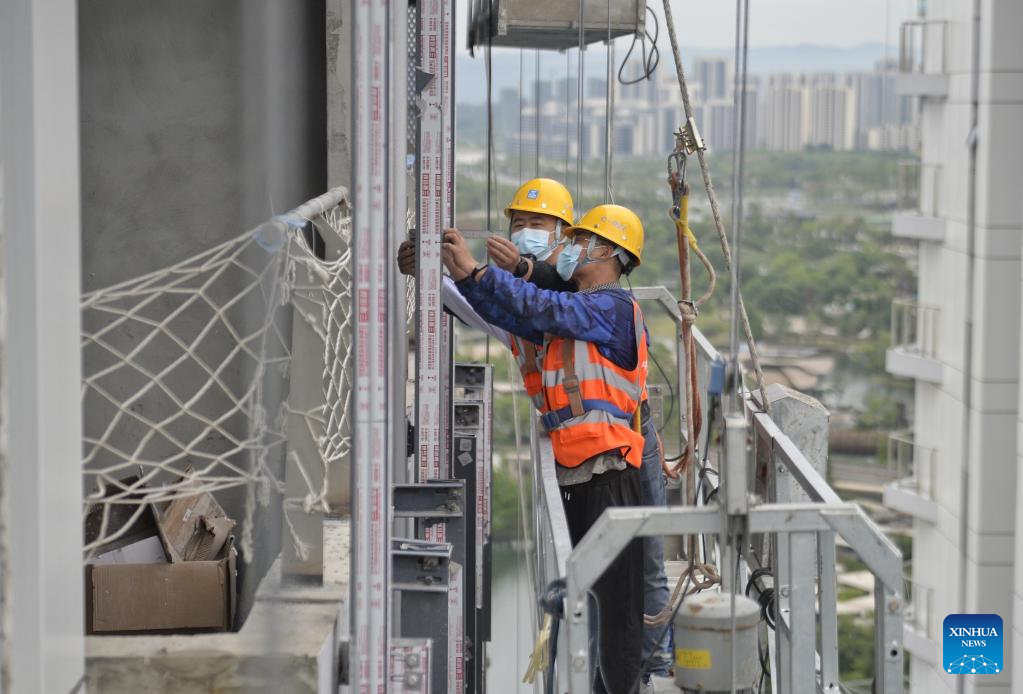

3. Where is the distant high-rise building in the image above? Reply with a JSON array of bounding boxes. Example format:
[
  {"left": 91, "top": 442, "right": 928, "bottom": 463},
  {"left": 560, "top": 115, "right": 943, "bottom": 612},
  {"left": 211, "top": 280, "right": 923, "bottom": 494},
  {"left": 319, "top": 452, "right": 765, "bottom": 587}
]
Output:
[
  {"left": 763, "top": 79, "right": 810, "bottom": 151},
  {"left": 517, "top": 59, "right": 916, "bottom": 158},
  {"left": 690, "top": 89, "right": 757, "bottom": 152},
  {"left": 848, "top": 65, "right": 916, "bottom": 148},
  {"left": 693, "top": 57, "right": 730, "bottom": 101},
  {"left": 587, "top": 77, "right": 607, "bottom": 100},
  {"left": 809, "top": 85, "right": 857, "bottom": 150}
]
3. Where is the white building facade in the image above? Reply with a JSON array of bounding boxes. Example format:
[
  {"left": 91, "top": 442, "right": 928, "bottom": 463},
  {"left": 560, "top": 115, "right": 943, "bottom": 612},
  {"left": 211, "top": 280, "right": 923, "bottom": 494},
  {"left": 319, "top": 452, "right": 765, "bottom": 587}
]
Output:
[{"left": 883, "top": 0, "right": 1023, "bottom": 691}]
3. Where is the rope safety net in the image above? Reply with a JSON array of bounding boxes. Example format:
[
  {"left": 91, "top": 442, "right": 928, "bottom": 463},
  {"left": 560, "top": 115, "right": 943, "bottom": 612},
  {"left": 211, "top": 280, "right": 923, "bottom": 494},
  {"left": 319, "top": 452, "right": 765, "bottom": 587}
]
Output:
[{"left": 81, "top": 188, "right": 353, "bottom": 561}]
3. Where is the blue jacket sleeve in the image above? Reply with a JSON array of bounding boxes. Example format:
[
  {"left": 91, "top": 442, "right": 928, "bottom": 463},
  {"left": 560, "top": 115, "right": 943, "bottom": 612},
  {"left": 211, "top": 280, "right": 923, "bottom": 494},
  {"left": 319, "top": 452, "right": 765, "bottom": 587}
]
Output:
[{"left": 457, "top": 266, "right": 626, "bottom": 350}]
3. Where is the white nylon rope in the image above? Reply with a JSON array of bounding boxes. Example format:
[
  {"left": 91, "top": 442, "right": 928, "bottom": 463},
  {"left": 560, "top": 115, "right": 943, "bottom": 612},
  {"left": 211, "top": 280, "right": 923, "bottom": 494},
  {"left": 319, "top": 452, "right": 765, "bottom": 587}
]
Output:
[{"left": 81, "top": 191, "right": 354, "bottom": 560}]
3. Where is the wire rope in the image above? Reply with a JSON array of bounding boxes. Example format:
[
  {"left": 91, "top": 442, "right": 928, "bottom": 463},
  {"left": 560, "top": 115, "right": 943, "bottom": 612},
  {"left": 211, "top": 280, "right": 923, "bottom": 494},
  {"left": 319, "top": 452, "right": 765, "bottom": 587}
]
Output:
[
  {"left": 728, "top": 0, "right": 751, "bottom": 414},
  {"left": 576, "top": 0, "right": 585, "bottom": 208},
  {"left": 535, "top": 50, "right": 541, "bottom": 175},
  {"left": 604, "top": 0, "right": 615, "bottom": 202},
  {"left": 564, "top": 50, "right": 570, "bottom": 185},
  {"left": 519, "top": 49, "right": 525, "bottom": 184},
  {"left": 659, "top": 0, "right": 771, "bottom": 414}
]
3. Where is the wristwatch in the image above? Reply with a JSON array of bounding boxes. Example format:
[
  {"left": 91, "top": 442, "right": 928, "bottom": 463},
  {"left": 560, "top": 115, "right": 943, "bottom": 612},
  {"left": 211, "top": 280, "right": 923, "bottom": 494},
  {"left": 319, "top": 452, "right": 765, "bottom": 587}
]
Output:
[
  {"left": 470, "top": 264, "right": 488, "bottom": 281},
  {"left": 513, "top": 257, "right": 529, "bottom": 278}
]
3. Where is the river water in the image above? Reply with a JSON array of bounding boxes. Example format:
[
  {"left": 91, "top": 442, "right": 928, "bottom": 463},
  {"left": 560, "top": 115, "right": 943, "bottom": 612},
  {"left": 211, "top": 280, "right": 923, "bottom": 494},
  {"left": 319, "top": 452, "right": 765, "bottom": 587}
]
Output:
[{"left": 486, "top": 545, "right": 538, "bottom": 694}]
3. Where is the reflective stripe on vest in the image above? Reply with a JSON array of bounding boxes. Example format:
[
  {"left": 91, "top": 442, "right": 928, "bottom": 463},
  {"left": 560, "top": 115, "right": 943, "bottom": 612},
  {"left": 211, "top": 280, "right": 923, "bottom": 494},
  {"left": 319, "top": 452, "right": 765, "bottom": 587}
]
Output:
[
  {"left": 510, "top": 335, "right": 545, "bottom": 411},
  {"left": 540, "top": 300, "right": 648, "bottom": 468}
]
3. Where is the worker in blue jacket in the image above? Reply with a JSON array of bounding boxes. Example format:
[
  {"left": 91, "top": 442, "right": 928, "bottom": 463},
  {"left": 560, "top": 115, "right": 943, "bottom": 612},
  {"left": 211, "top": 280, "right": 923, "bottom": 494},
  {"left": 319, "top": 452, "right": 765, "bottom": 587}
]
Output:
[
  {"left": 399, "top": 179, "right": 673, "bottom": 682},
  {"left": 442, "top": 204, "right": 651, "bottom": 694}
]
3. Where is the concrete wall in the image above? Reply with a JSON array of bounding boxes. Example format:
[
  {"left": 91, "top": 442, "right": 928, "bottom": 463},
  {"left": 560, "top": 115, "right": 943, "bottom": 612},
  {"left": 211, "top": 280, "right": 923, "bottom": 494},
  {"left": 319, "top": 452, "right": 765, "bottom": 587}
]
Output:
[{"left": 78, "top": 0, "right": 328, "bottom": 623}]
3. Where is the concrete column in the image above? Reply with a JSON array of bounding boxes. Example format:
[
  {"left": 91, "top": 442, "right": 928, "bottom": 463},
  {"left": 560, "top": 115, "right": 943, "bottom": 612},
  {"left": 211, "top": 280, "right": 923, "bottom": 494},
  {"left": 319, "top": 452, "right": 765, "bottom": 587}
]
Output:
[
  {"left": 327, "top": 0, "right": 353, "bottom": 191},
  {"left": 767, "top": 383, "right": 830, "bottom": 502},
  {"left": 0, "top": 0, "right": 86, "bottom": 691},
  {"left": 325, "top": 0, "right": 354, "bottom": 510}
]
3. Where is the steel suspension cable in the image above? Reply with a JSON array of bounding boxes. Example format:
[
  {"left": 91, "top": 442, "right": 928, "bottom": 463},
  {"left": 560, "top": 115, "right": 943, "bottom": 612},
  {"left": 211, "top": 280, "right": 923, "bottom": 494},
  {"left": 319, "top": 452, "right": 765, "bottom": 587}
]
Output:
[
  {"left": 535, "top": 50, "right": 541, "bottom": 175},
  {"left": 728, "top": 0, "right": 751, "bottom": 415},
  {"left": 576, "top": 0, "right": 585, "bottom": 208},
  {"left": 519, "top": 49, "right": 525, "bottom": 183},
  {"left": 604, "top": 0, "right": 615, "bottom": 202},
  {"left": 660, "top": 0, "right": 770, "bottom": 414},
  {"left": 485, "top": 40, "right": 494, "bottom": 364},
  {"left": 564, "top": 51, "right": 570, "bottom": 184}
]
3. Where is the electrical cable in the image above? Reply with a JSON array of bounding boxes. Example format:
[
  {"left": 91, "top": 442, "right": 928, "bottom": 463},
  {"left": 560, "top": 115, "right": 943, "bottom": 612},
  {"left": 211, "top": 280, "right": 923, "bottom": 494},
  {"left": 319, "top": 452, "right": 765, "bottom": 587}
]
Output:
[
  {"left": 648, "top": 349, "right": 676, "bottom": 436},
  {"left": 744, "top": 567, "right": 776, "bottom": 631},
  {"left": 623, "top": 275, "right": 676, "bottom": 437},
  {"left": 617, "top": 6, "right": 660, "bottom": 85}
]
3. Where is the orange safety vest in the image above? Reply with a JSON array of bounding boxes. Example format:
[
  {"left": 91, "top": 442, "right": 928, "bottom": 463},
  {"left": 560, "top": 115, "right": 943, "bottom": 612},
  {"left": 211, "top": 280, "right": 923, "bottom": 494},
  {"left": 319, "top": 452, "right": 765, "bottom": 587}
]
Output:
[
  {"left": 510, "top": 335, "right": 545, "bottom": 411},
  {"left": 539, "top": 300, "right": 648, "bottom": 469}
]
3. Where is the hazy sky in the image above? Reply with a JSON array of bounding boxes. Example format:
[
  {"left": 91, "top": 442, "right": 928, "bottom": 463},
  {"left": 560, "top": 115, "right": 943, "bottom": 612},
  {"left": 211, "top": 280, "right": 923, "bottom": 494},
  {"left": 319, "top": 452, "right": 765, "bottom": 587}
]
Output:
[
  {"left": 457, "top": 0, "right": 918, "bottom": 49},
  {"left": 655, "top": 0, "right": 916, "bottom": 47}
]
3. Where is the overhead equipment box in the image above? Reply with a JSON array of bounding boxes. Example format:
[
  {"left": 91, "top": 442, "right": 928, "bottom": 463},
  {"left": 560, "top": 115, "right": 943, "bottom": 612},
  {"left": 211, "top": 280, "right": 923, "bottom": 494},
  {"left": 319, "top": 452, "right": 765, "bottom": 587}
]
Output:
[{"left": 468, "top": 0, "right": 644, "bottom": 51}]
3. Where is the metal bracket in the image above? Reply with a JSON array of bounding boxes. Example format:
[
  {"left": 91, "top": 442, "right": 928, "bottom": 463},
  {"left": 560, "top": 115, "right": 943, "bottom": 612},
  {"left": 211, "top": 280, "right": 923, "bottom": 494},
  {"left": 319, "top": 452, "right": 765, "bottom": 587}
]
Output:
[
  {"left": 393, "top": 481, "right": 464, "bottom": 521},
  {"left": 680, "top": 117, "right": 706, "bottom": 154},
  {"left": 390, "top": 639, "right": 432, "bottom": 693},
  {"left": 392, "top": 537, "right": 451, "bottom": 592}
]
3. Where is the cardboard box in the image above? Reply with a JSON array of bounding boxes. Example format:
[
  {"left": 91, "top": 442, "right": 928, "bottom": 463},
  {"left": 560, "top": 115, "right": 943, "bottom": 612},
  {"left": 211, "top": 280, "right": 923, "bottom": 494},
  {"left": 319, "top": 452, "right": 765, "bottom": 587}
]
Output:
[
  {"left": 156, "top": 466, "right": 235, "bottom": 563},
  {"left": 86, "top": 537, "right": 237, "bottom": 634},
  {"left": 84, "top": 472, "right": 238, "bottom": 634},
  {"left": 91, "top": 535, "right": 166, "bottom": 566}
]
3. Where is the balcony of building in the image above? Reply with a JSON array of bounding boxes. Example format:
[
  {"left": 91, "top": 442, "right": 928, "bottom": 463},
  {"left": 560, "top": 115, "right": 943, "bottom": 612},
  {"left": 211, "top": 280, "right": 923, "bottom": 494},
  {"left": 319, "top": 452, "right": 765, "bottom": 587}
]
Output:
[
  {"left": 903, "top": 577, "right": 940, "bottom": 663},
  {"left": 886, "top": 299, "right": 943, "bottom": 383},
  {"left": 896, "top": 19, "right": 949, "bottom": 98},
  {"left": 882, "top": 431, "right": 938, "bottom": 523},
  {"left": 892, "top": 161, "right": 945, "bottom": 242}
]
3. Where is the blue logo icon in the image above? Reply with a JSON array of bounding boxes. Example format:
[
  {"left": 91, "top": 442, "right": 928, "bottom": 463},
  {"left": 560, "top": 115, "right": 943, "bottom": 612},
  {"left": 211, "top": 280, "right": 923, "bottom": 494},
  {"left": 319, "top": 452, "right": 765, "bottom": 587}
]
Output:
[
  {"left": 943, "top": 614, "right": 1003, "bottom": 674},
  {"left": 526, "top": 189, "right": 539, "bottom": 199}
]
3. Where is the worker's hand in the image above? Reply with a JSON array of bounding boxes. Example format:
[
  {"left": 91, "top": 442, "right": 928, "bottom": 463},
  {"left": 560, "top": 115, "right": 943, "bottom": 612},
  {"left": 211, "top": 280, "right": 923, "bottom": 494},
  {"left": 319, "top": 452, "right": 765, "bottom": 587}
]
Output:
[
  {"left": 396, "top": 240, "right": 416, "bottom": 276},
  {"left": 441, "top": 229, "right": 477, "bottom": 281},
  {"left": 486, "top": 236, "right": 521, "bottom": 273}
]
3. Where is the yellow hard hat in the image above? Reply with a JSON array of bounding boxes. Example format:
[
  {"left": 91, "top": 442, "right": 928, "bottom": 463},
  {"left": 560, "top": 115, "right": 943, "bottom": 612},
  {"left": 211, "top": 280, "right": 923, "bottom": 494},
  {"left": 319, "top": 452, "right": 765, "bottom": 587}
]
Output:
[
  {"left": 504, "top": 178, "right": 574, "bottom": 227},
  {"left": 565, "top": 204, "right": 644, "bottom": 267}
]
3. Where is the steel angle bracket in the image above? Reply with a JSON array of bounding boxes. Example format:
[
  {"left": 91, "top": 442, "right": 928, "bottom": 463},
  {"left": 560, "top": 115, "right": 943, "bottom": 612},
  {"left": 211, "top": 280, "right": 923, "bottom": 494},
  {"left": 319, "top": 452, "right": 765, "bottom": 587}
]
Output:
[
  {"left": 392, "top": 536, "right": 457, "bottom": 694},
  {"left": 392, "top": 537, "right": 452, "bottom": 592},
  {"left": 393, "top": 481, "right": 465, "bottom": 520}
]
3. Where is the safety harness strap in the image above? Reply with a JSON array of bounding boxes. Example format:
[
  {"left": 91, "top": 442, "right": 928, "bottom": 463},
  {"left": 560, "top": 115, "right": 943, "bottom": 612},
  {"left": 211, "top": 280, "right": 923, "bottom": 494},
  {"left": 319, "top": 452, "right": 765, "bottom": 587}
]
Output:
[
  {"left": 540, "top": 400, "right": 632, "bottom": 432},
  {"left": 561, "top": 338, "right": 586, "bottom": 418},
  {"left": 520, "top": 341, "right": 538, "bottom": 374}
]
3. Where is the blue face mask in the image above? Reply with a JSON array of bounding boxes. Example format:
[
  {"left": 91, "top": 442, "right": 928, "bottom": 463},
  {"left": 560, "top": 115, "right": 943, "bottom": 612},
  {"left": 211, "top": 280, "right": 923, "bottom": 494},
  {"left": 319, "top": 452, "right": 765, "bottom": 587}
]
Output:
[
  {"left": 513, "top": 228, "right": 555, "bottom": 260},
  {"left": 556, "top": 242, "right": 582, "bottom": 281}
]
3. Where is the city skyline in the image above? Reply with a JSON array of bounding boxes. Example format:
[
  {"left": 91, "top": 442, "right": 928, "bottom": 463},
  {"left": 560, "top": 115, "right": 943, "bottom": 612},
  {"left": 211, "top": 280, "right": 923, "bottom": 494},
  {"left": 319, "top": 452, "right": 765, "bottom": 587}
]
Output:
[{"left": 483, "top": 56, "right": 918, "bottom": 158}]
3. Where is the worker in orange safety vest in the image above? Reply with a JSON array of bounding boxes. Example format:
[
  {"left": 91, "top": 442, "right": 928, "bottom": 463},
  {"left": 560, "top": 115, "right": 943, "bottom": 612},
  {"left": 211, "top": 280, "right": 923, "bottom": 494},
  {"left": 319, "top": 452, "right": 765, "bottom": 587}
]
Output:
[{"left": 441, "top": 203, "right": 649, "bottom": 693}]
